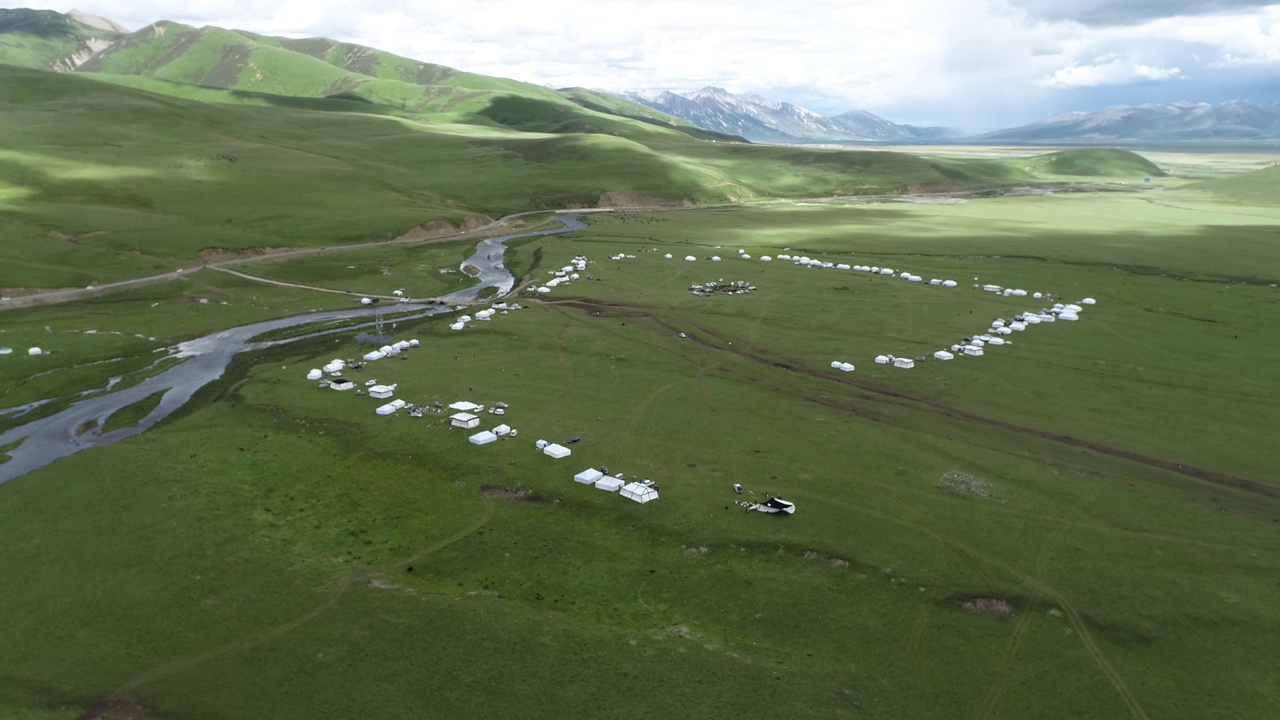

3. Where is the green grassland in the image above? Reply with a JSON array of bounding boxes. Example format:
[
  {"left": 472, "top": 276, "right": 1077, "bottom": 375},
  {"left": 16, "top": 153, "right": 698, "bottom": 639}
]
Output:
[
  {"left": 1, "top": 187, "right": 1277, "bottom": 718},
  {"left": 2, "top": 65, "right": 1152, "bottom": 292},
  {"left": 1188, "top": 164, "right": 1280, "bottom": 205},
  {"left": 0, "top": 8, "right": 123, "bottom": 70}
]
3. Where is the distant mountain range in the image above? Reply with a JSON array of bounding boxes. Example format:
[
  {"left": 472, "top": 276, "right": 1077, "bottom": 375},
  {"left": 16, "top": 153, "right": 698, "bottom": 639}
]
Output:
[
  {"left": 624, "top": 87, "right": 1280, "bottom": 145},
  {"left": 975, "top": 101, "right": 1280, "bottom": 144},
  {"left": 622, "top": 87, "right": 959, "bottom": 144}
]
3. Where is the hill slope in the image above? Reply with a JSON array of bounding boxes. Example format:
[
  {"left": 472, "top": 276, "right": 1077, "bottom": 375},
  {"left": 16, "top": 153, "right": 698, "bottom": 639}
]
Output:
[
  {"left": 0, "top": 65, "right": 1055, "bottom": 289},
  {"left": 0, "top": 7, "right": 124, "bottom": 71},
  {"left": 1015, "top": 149, "right": 1168, "bottom": 178},
  {"left": 1187, "top": 164, "right": 1280, "bottom": 204}
]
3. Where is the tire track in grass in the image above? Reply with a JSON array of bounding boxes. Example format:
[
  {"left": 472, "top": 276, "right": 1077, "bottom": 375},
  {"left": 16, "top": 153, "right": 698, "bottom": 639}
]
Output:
[
  {"left": 95, "top": 498, "right": 496, "bottom": 714},
  {"left": 974, "top": 488, "right": 1092, "bottom": 720},
  {"left": 816, "top": 494, "right": 1148, "bottom": 720}
]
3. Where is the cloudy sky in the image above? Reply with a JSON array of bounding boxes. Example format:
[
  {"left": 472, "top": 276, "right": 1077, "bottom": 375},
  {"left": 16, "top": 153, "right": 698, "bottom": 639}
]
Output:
[{"left": 28, "top": 0, "right": 1280, "bottom": 128}]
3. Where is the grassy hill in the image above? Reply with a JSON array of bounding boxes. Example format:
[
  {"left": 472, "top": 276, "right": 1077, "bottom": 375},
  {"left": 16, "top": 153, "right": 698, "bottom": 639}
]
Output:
[
  {"left": 0, "top": 65, "right": 1062, "bottom": 289},
  {"left": 1014, "top": 148, "right": 1167, "bottom": 178},
  {"left": 0, "top": 7, "right": 124, "bottom": 71},
  {"left": 1186, "top": 163, "right": 1280, "bottom": 204}
]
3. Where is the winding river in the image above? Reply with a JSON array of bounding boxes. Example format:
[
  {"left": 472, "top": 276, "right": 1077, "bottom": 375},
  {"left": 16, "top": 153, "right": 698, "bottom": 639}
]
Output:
[{"left": 0, "top": 215, "right": 586, "bottom": 484}]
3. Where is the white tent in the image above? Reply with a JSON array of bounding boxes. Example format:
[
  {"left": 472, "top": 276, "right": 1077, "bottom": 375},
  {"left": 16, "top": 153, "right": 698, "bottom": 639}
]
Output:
[
  {"left": 1058, "top": 312, "right": 1079, "bottom": 321},
  {"left": 595, "top": 477, "right": 625, "bottom": 492},
  {"left": 760, "top": 256, "right": 772, "bottom": 262},
  {"left": 363, "top": 350, "right": 385, "bottom": 362},
  {"left": 449, "top": 401, "right": 481, "bottom": 411},
  {"left": 450, "top": 322, "right": 466, "bottom": 330},
  {"left": 933, "top": 350, "right": 954, "bottom": 360},
  {"left": 710, "top": 256, "right": 722, "bottom": 261},
  {"left": 1033, "top": 292, "right": 1044, "bottom": 299},
  {"left": 893, "top": 358, "right": 915, "bottom": 369},
  {"left": 450, "top": 412, "right": 480, "bottom": 428},
  {"left": 839, "top": 362, "right": 854, "bottom": 372},
  {"left": 664, "top": 253, "right": 673, "bottom": 259},
  {"left": 1082, "top": 297, "right": 1096, "bottom": 305},
  {"left": 987, "top": 337, "right": 1006, "bottom": 345},
  {"left": 493, "top": 424, "right": 512, "bottom": 436},
  {"left": 306, "top": 369, "right": 322, "bottom": 380},
  {"left": 376, "top": 401, "right": 404, "bottom": 415},
  {"left": 942, "top": 280, "right": 958, "bottom": 288},
  {"left": 574, "top": 468, "right": 604, "bottom": 485},
  {"left": 684, "top": 256, "right": 696, "bottom": 262},
  {"left": 620, "top": 482, "right": 659, "bottom": 504},
  {"left": 330, "top": 379, "right": 354, "bottom": 391},
  {"left": 995, "top": 326, "right": 1013, "bottom": 335},
  {"left": 544, "top": 443, "right": 572, "bottom": 459},
  {"left": 322, "top": 361, "right": 343, "bottom": 373},
  {"left": 963, "top": 346, "right": 984, "bottom": 356},
  {"left": 369, "top": 385, "right": 395, "bottom": 399},
  {"left": 1010, "top": 322, "right": 1026, "bottom": 332},
  {"left": 469, "top": 431, "right": 498, "bottom": 445},
  {"left": 360, "top": 298, "right": 372, "bottom": 305},
  {"left": 836, "top": 263, "right": 851, "bottom": 270},
  {"left": 874, "top": 355, "right": 890, "bottom": 364},
  {"left": 535, "top": 439, "right": 549, "bottom": 450},
  {"left": 409, "top": 339, "right": 420, "bottom": 347},
  {"left": 830, "top": 360, "right": 843, "bottom": 369},
  {"left": 742, "top": 254, "right": 752, "bottom": 260}
]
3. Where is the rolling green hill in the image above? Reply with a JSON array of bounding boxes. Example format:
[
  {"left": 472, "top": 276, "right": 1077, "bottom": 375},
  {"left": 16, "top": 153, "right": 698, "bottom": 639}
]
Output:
[
  {"left": 1015, "top": 148, "right": 1167, "bottom": 178},
  {"left": 1187, "top": 164, "right": 1280, "bottom": 204},
  {"left": 0, "top": 65, "right": 1057, "bottom": 289},
  {"left": 0, "top": 7, "right": 124, "bottom": 71}
]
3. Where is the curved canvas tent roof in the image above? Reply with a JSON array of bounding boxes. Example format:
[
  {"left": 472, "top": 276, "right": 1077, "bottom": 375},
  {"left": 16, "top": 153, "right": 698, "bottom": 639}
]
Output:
[
  {"left": 1082, "top": 297, "right": 1096, "bottom": 305},
  {"left": 469, "top": 431, "right": 498, "bottom": 445},
  {"left": 620, "top": 482, "right": 658, "bottom": 504},
  {"left": 594, "top": 477, "right": 625, "bottom": 492},
  {"left": 874, "top": 355, "right": 890, "bottom": 364},
  {"left": 942, "top": 280, "right": 958, "bottom": 287},
  {"left": 755, "top": 497, "right": 795, "bottom": 514}
]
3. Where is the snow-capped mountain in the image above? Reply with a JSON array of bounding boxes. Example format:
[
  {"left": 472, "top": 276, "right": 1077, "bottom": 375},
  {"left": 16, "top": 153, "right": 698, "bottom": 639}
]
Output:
[
  {"left": 978, "top": 101, "right": 1280, "bottom": 143},
  {"left": 621, "top": 86, "right": 957, "bottom": 143}
]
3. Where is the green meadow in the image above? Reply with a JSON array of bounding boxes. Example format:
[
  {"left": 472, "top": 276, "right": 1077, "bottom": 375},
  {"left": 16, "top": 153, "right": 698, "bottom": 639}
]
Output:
[{"left": 2, "top": 182, "right": 1278, "bottom": 718}]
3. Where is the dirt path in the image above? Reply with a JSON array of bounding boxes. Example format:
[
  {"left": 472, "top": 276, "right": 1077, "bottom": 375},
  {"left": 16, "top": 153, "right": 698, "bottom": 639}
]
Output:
[
  {"left": 550, "top": 297, "right": 1278, "bottom": 500},
  {"left": 209, "top": 266, "right": 404, "bottom": 300}
]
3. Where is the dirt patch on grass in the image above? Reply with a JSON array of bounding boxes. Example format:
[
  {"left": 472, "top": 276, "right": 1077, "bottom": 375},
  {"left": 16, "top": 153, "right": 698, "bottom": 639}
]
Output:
[
  {"left": 480, "top": 484, "right": 551, "bottom": 504},
  {"left": 80, "top": 698, "right": 149, "bottom": 719},
  {"left": 48, "top": 230, "right": 108, "bottom": 243},
  {"left": 393, "top": 214, "right": 495, "bottom": 242},
  {"left": 955, "top": 595, "right": 1017, "bottom": 620},
  {"left": 198, "top": 246, "right": 303, "bottom": 261},
  {"left": 0, "top": 286, "right": 77, "bottom": 297},
  {"left": 597, "top": 191, "right": 693, "bottom": 208}
]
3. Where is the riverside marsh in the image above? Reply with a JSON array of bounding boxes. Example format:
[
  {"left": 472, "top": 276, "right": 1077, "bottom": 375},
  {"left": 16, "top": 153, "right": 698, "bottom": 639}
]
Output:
[{"left": 2, "top": 183, "right": 1280, "bottom": 718}]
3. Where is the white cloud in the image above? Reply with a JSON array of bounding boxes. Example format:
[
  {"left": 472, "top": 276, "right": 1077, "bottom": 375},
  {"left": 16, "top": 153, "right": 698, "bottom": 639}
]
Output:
[
  {"left": 1042, "top": 58, "right": 1184, "bottom": 88},
  {"left": 20, "top": 0, "right": 1280, "bottom": 126}
]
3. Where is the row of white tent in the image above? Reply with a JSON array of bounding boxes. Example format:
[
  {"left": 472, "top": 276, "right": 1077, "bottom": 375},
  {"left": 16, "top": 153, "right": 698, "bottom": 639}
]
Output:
[
  {"left": 573, "top": 468, "right": 659, "bottom": 503},
  {"left": 829, "top": 360, "right": 855, "bottom": 372},
  {"left": 876, "top": 297, "right": 1098, "bottom": 367},
  {"left": 363, "top": 339, "right": 419, "bottom": 363},
  {"left": 451, "top": 307, "right": 501, "bottom": 330}
]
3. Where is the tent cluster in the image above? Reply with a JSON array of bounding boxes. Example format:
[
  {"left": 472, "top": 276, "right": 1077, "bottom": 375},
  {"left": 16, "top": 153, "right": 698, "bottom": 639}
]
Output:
[
  {"left": 829, "top": 360, "right": 855, "bottom": 372},
  {"left": 610, "top": 253, "right": 637, "bottom": 261},
  {"left": 919, "top": 297, "right": 1097, "bottom": 364},
  {"left": 873, "top": 355, "right": 917, "bottom": 369},
  {"left": 978, "top": 283, "right": 1046, "bottom": 299},
  {"left": 451, "top": 303, "right": 522, "bottom": 331},
  {"left": 689, "top": 280, "right": 756, "bottom": 297},
  {"left": 467, "top": 423, "right": 516, "bottom": 446},
  {"left": 530, "top": 256, "right": 589, "bottom": 295},
  {"left": 362, "top": 338, "right": 419, "bottom": 362},
  {"left": 572, "top": 468, "right": 659, "bottom": 503}
]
